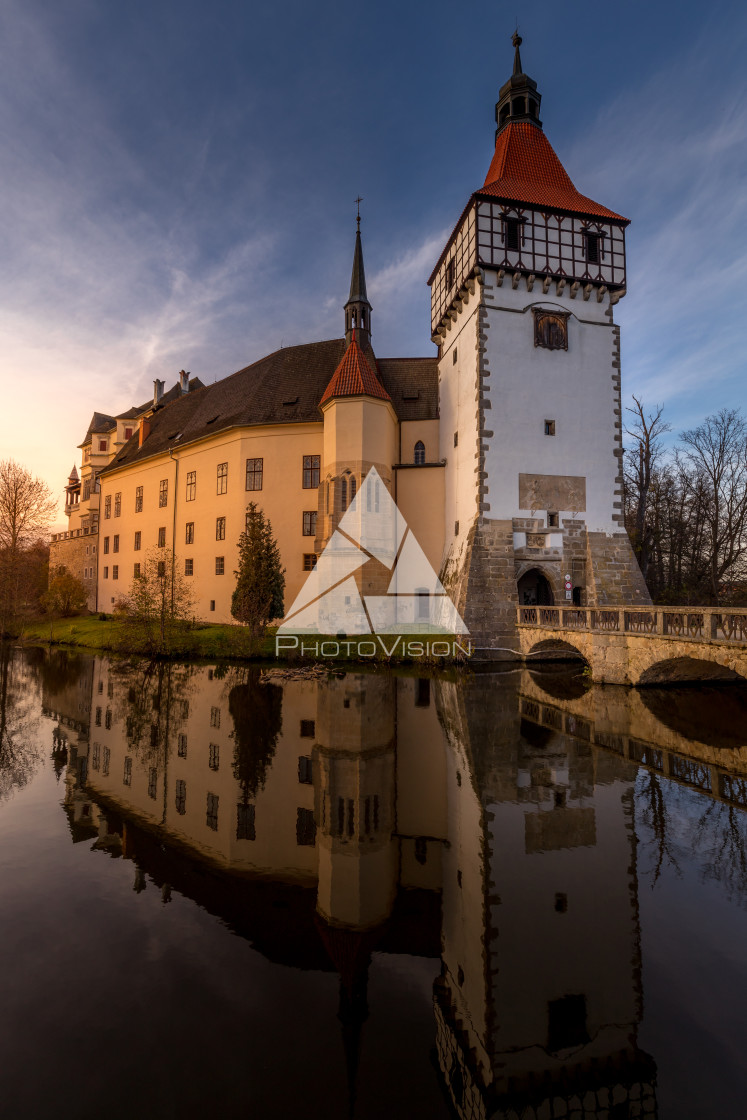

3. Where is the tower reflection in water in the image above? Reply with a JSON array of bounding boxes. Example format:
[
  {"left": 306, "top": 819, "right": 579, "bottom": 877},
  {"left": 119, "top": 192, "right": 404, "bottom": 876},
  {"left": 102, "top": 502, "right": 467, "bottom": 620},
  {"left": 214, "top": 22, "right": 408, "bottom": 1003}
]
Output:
[{"left": 48, "top": 657, "right": 657, "bottom": 1118}]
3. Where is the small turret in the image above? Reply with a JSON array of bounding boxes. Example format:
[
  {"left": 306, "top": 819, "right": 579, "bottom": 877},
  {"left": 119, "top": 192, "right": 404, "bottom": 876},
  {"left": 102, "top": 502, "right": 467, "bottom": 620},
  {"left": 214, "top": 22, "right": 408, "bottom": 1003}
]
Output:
[
  {"left": 495, "top": 32, "right": 542, "bottom": 135},
  {"left": 344, "top": 206, "right": 372, "bottom": 348}
]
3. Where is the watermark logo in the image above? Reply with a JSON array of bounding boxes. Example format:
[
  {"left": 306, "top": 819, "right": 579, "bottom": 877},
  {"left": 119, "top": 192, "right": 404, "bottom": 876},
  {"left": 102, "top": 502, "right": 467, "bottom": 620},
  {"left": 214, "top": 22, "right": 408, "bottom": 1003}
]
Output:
[{"left": 277, "top": 467, "right": 470, "bottom": 658}]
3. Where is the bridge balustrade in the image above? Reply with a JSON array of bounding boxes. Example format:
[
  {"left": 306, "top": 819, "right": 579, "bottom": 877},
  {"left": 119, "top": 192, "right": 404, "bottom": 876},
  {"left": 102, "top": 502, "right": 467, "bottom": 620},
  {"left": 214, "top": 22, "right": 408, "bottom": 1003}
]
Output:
[{"left": 517, "top": 604, "right": 747, "bottom": 646}]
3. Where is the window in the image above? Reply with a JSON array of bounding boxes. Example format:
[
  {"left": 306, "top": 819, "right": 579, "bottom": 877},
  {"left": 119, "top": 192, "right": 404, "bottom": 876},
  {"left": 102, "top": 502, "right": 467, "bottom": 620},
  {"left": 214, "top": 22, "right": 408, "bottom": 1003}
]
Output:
[
  {"left": 104, "top": 495, "right": 111, "bottom": 519},
  {"left": 82, "top": 479, "right": 91, "bottom": 501},
  {"left": 217, "top": 462, "right": 228, "bottom": 494},
  {"left": 302, "top": 511, "right": 317, "bottom": 536},
  {"left": 504, "top": 216, "right": 520, "bottom": 252},
  {"left": 206, "top": 792, "right": 219, "bottom": 831},
  {"left": 135, "top": 486, "right": 143, "bottom": 512},
  {"left": 208, "top": 743, "right": 220, "bottom": 771},
  {"left": 548, "top": 512, "right": 559, "bottom": 528},
  {"left": 148, "top": 768, "right": 158, "bottom": 800},
  {"left": 246, "top": 458, "right": 263, "bottom": 491},
  {"left": 123, "top": 757, "right": 132, "bottom": 786},
  {"left": 175, "top": 779, "right": 187, "bottom": 815},
  {"left": 178, "top": 733, "right": 187, "bottom": 758},
  {"left": 185, "top": 558, "right": 193, "bottom": 576},
  {"left": 91, "top": 744, "right": 100, "bottom": 771},
  {"left": 103, "top": 747, "right": 110, "bottom": 777},
  {"left": 444, "top": 258, "right": 455, "bottom": 290},
  {"left": 555, "top": 892, "right": 568, "bottom": 913},
  {"left": 544, "top": 419, "right": 556, "bottom": 436},
  {"left": 185, "top": 522, "right": 194, "bottom": 545},
  {"left": 210, "top": 707, "right": 221, "bottom": 728},
  {"left": 158, "top": 527, "right": 166, "bottom": 547},
  {"left": 112, "top": 565, "right": 119, "bottom": 580},
  {"left": 303, "top": 554, "right": 316, "bottom": 571},
  {"left": 237, "top": 803, "right": 256, "bottom": 840},
  {"left": 186, "top": 471, "right": 196, "bottom": 501},
  {"left": 114, "top": 492, "right": 121, "bottom": 517},
  {"left": 454, "top": 431, "right": 458, "bottom": 448},
  {"left": 296, "top": 808, "right": 316, "bottom": 846},
  {"left": 584, "top": 231, "right": 601, "bottom": 264},
  {"left": 414, "top": 440, "right": 425, "bottom": 465},
  {"left": 157, "top": 561, "right": 166, "bottom": 577},
  {"left": 113, "top": 534, "right": 119, "bottom": 553},
  {"left": 99, "top": 439, "right": 107, "bottom": 452},
  {"left": 215, "top": 556, "right": 225, "bottom": 575},
  {"left": 303, "top": 455, "right": 320, "bottom": 489},
  {"left": 180, "top": 700, "right": 189, "bottom": 719},
  {"left": 133, "top": 563, "right": 141, "bottom": 578},
  {"left": 300, "top": 719, "right": 315, "bottom": 738},
  {"left": 210, "top": 600, "right": 216, "bottom": 612},
  {"left": 124, "top": 427, "right": 133, "bottom": 441},
  {"left": 547, "top": 995, "right": 589, "bottom": 1052},
  {"left": 452, "top": 347, "right": 458, "bottom": 364},
  {"left": 298, "top": 756, "right": 313, "bottom": 784},
  {"left": 95, "top": 706, "right": 102, "bottom": 726},
  {"left": 340, "top": 475, "right": 348, "bottom": 511},
  {"left": 534, "top": 310, "right": 569, "bottom": 351},
  {"left": 415, "top": 678, "right": 431, "bottom": 708},
  {"left": 134, "top": 530, "right": 141, "bottom": 551},
  {"left": 103, "top": 536, "right": 110, "bottom": 554},
  {"left": 159, "top": 479, "right": 168, "bottom": 507},
  {"left": 103, "top": 566, "right": 109, "bottom": 579},
  {"left": 216, "top": 517, "right": 226, "bottom": 541}
]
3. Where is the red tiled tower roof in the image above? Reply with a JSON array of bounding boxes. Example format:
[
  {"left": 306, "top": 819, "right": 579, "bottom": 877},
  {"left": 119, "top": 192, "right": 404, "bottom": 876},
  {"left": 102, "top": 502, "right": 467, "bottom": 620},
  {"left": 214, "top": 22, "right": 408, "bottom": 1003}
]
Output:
[
  {"left": 319, "top": 336, "right": 391, "bottom": 406},
  {"left": 481, "top": 121, "right": 627, "bottom": 222}
]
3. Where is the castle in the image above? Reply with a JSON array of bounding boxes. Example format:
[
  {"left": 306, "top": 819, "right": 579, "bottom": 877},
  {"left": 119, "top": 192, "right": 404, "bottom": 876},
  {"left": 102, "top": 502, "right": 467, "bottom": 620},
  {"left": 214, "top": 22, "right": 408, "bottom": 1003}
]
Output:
[{"left": 50, "top": 36, "right": 649, "bottom": 652}]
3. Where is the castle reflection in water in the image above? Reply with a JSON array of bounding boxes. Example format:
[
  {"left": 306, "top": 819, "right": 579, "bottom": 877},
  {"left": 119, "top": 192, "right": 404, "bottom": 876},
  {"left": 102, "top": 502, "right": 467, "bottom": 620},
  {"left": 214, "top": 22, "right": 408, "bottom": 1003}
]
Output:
[{"left": 46, "top": 650, "right": 747, "bottom": 1120}]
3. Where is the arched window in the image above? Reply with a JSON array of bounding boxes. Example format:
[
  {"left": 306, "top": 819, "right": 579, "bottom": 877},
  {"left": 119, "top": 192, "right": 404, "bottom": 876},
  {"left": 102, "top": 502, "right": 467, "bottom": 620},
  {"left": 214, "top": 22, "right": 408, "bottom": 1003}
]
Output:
[
  {"left": 414, "top": 441, "right": 425, "bottom": 465},
  {"left": 340, "top": 476, "right": 348, "bottom": 511},
  {"left": 350, "top": 476, "right": 357, "bottom": 503}
]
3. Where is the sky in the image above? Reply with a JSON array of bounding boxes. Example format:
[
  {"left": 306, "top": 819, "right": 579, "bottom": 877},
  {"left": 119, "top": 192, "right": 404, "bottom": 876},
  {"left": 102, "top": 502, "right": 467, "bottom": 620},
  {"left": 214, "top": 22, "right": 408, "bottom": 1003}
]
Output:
[{"left": 0, "top": 0, "right": 745, "bottom": 524}]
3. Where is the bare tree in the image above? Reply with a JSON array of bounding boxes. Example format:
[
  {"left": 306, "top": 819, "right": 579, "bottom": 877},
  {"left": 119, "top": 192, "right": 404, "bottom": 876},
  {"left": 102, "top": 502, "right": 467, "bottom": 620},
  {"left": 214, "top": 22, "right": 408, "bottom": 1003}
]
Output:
[
  {"left": 680, "top": 409, "right": 747, "bottom": 603},
  {"left": 0, "top": 459, "right": 57, "bottom": 635},
  {"left": 624, "top": 397, "right": 671, "bottom": 581}
]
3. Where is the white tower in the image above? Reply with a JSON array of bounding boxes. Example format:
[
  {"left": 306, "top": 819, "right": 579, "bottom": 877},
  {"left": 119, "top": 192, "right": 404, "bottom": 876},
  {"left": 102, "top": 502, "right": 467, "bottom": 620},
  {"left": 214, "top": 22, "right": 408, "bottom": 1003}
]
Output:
[{"left": 432, "top": 35, "right": 650, "bottom": 653}]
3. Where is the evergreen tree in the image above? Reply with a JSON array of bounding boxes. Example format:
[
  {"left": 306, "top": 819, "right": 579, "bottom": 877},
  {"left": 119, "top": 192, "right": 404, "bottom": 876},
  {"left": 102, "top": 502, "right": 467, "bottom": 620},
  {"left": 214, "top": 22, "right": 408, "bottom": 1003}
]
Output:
[{"left": 231, "top": 504, "right": 285, "bottom": 637}]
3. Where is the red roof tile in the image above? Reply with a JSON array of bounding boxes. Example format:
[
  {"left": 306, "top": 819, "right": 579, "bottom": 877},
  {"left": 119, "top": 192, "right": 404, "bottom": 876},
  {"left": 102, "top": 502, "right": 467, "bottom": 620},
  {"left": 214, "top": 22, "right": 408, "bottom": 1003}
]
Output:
[
  {"left": 481, "top": 122, "right": 627, "bottom": 222},
  {"left": 319, "top": 337, "right": 392, "bottom": 406}
]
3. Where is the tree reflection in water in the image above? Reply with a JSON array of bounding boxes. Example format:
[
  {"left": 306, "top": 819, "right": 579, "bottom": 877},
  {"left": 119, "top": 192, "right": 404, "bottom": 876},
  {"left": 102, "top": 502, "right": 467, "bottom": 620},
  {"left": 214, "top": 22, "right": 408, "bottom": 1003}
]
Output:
[
  {"left": 228, "top": 668, "right": 283, "bottom": 800},
  {"left": 0, "top": 647, "right": 44, "bottom": 802}
]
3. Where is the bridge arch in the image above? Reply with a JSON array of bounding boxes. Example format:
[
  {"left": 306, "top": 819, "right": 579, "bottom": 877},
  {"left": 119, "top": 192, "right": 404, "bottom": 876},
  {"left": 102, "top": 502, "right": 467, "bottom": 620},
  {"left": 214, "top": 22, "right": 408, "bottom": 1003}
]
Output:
[
  {"left": 527, "top": 638, "right": 589, "bottom": 667},
  {"left": 637, "top": 657, "right": 747, "bottom": 687}
]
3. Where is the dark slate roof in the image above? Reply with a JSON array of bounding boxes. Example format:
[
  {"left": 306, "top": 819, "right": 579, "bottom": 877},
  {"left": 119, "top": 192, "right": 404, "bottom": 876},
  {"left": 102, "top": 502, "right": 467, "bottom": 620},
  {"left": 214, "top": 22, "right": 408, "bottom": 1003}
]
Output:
[
  {"left": 80, "top": 412, "right": 116, "bottom": 444},
  {"left": 101, "top": 340, "right": 438, "bottom": 475}
]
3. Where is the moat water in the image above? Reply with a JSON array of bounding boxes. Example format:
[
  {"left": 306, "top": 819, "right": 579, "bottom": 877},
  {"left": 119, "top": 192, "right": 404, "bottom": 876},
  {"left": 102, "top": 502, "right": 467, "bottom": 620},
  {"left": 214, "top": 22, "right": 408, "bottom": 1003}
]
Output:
[{"left": 1, "top": 646, "right": 747, "bottom": 1119}]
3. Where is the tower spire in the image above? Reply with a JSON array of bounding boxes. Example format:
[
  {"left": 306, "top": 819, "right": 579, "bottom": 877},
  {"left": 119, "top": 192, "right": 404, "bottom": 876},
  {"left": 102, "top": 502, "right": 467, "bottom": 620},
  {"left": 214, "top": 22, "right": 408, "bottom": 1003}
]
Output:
[
  {"left": 344, "top": 203, "right": 372, "bottom": 348},
  {"left": 495, "top": 31, "right": 542, "bottom": 136}
]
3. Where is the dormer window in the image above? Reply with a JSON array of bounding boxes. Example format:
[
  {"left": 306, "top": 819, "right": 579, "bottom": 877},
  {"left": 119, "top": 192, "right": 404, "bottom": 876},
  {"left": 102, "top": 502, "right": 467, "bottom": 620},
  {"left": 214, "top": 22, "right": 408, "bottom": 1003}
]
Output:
[{"left": 98, "top": 440, "right": 107, "bottom": 452}]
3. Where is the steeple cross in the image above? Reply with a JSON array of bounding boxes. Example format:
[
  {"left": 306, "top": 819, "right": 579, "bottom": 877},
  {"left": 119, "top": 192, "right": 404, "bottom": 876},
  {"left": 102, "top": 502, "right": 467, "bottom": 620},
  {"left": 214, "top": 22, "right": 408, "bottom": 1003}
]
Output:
[{"left": 355, "top": 195, "right": 363, "bottom": 230}]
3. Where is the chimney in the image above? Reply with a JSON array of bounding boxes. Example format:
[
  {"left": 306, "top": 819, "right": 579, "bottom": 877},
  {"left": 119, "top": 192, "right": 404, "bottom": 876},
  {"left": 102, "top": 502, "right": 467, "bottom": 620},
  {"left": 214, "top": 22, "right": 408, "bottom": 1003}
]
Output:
[
  {"left": 153, "top": 379, "right": 165, "bottom": 406},
  {"left": 179, "top": 369, "right": 190, "bottom": 393},
  {"left": 138, "top": 418, "right": 151, "bottom": 447}
]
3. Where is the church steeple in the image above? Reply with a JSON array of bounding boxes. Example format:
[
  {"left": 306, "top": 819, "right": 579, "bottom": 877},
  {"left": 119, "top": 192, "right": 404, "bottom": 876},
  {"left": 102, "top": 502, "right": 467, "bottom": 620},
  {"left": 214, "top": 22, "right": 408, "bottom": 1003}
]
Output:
[
  {"left": 495, "top": 32, "right": 542, "bottom": 137},
  {"left": 344, "top": 205, "right": 372, "bottom": 348}
]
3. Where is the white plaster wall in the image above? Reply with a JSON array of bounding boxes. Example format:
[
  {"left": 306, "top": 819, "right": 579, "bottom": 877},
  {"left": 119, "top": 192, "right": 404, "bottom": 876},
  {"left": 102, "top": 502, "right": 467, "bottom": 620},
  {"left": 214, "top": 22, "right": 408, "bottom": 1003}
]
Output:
[
  {"left": 481, "top": 272, "right": 620, "bottom": 532},
  {"left": 438, "top": 293, "right": 481, "bottom": 562}
]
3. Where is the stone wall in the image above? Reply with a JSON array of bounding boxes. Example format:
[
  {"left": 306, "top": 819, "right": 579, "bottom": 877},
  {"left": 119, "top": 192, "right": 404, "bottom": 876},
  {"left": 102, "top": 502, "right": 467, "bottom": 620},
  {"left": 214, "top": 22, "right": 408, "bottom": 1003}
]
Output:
[
  {"left": 585, "top": 533, "right": 651, "bottom": 606},
  {"left": 49, "top": 536, "right": 97, "bottom": 611}
]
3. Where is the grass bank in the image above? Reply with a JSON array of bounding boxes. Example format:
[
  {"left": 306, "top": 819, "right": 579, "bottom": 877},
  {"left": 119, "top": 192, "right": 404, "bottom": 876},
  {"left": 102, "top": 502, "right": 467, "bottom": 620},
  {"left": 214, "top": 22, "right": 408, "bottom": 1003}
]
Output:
[{"left": 18, "top": 616, "right": 472, "bottom": 664}]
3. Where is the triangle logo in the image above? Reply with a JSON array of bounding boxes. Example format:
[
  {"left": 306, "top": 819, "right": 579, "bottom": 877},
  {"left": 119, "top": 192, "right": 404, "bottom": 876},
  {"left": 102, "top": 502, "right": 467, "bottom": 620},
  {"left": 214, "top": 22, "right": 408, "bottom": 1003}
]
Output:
[{"left": 278, "top": 467, "right": 468, "bottom": 636}]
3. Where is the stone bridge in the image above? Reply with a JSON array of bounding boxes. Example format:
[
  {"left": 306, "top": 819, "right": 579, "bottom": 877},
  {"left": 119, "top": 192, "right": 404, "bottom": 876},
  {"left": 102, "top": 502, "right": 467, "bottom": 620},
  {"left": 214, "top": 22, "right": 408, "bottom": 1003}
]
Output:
[
  {"left": 517, "top": 605, "right": 747, "bottom": 685},
  {"left": 518, "top": 672, "right": 747, "bottom": 810}
]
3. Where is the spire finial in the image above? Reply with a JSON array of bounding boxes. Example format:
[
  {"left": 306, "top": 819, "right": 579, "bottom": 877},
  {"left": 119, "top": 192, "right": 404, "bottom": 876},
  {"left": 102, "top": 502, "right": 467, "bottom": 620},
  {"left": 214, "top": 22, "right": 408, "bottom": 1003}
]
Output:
[
  {"left": 355, "top": 195, "right": 363, "bottom": 232},
  {"left": 512, "top": 29, "right": 523, "bottom": 76}
]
